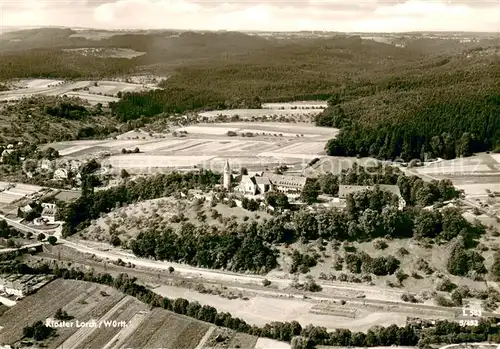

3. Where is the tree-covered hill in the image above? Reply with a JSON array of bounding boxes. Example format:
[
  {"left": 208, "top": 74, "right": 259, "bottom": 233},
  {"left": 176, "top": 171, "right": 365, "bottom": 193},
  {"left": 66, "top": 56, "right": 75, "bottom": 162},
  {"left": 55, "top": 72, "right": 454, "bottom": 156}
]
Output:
[
  {"left": 0, "top": 96, "right": 119, "bottom": 144},
  {"left": 0, "top": 29, "right": 278, "bottom": 79},
  {"left": 318, "top": 55, "right": 500, "bottom": 160}
]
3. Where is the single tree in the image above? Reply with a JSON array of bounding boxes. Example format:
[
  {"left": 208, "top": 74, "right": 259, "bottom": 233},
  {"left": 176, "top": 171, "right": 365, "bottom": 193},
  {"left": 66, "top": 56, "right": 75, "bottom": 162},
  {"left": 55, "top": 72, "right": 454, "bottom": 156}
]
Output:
[
  {"left": 300, "top": 179, "right": 320, "bottom": 204},
  {"left": 120, "top": 169, "right": 130, "bottom": 179}
]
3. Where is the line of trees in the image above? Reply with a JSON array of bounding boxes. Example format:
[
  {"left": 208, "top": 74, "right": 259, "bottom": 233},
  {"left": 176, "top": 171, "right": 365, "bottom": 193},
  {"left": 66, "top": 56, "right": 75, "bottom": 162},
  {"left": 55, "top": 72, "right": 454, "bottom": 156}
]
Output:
[
  {"left": 130, "top": 225, "right": 278, "bottom": 273},
  {"left": 3, "top": 261, "right": 500, "bottom": 347}
]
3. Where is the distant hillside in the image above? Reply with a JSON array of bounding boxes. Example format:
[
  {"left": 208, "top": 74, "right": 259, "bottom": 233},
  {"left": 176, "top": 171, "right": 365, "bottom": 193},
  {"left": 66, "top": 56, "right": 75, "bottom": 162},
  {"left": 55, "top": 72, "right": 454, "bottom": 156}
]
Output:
[
  {"left": 109, "top": 36, "right": 431, "bottom": 119},
  {"left": 1, "top": 28, "right": 498, "bottom": 81},
  {"left": 0, "top": 95, "right": 119, "bottom": 144},
  {"left": 0, "top": 29, "right": 277, "bottom": 79}
]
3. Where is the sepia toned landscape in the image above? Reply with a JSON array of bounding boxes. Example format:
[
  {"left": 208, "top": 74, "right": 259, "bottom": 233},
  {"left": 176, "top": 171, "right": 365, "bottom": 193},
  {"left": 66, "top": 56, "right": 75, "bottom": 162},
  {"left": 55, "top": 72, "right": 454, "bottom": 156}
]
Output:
[{"left": 0, "top": 8, "right": 499, "bottom": 349}]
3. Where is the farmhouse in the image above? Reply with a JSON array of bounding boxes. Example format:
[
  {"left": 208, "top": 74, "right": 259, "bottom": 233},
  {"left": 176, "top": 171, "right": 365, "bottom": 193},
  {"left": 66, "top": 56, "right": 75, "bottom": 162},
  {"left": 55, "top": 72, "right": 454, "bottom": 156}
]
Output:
[{"left": 338, "top": 184, "right": 406, "bottom": 210}]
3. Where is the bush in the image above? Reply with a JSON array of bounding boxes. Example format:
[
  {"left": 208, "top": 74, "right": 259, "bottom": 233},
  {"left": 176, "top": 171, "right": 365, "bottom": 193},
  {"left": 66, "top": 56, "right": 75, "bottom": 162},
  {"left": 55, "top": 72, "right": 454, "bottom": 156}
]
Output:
[
  {"left": 434, "top": 295, "right": 455, "bottom": 307},
  {"left": 23, "top": 321, "right": 55, "bottom": 341},
  {"left": 416, "top": 258, "right": 433, "bottom": 274},
  {"left": 401, "top": 293, "right": 419, "bottom": 303},
  {"left": 436, "top": 278, "right": 457, "bottom": 292},
  {"left": 110, "top": 235, "right": 121, "bottom": 247},
  {"left": 451, "top": 289, "right": 463, "bottom": 306},
  {"left": 262, "top": 279, "right": 271, "bottom": 287},
  {"left": 303, "top": 278, "right": 322, "bottom": 292},
  {"left": 37, "top": 233, "right": 46, "bottom": 241},
  {"left": 373, "top": 239, "right": 388, "bottom": 250},
  {"left": 54, "top": 308, "right": 72, "bottom": 320},
  {"left": 395, "top": 269, "right": 408, "bottom": 284},
  {"left": 47, "top": 236, "right": 57, "bottom": 245},
  {"left": 396, "top": 247, "right": 409, "bottom": 257}
]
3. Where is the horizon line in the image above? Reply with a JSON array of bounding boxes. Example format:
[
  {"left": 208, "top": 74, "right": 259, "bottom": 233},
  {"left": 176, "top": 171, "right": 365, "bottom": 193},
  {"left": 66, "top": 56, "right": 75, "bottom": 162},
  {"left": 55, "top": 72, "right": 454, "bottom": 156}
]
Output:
[{"left": 1, "top": 25, "right": 498, "bottom": 35}]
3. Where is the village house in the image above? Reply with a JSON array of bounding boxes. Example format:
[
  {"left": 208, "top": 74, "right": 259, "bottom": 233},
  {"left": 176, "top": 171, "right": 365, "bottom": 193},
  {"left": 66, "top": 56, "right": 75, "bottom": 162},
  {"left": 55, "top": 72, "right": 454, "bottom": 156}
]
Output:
[
  {"left": 53, "top": 168, "right": 69, "bottom": 180},
  {"left": 40, "top": 203, "right": 58, "bottom": 223},
  {"left": 338, "top": 184, "right": 406, "bottom": 210}
]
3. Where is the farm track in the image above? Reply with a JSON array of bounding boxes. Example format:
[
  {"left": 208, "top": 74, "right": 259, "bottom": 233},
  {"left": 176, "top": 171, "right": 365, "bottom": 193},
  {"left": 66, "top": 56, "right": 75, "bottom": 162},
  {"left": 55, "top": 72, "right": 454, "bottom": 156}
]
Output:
[{"left": 195, "top": 326, "right": 216, "bottom": 349}]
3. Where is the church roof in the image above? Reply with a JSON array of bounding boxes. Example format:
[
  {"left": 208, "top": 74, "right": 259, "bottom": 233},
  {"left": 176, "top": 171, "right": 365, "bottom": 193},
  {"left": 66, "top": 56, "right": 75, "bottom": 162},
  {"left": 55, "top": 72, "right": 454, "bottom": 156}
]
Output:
[
  {"left": 241, "top": 175, "right": 257, "bottom": 185},
  {"left": 262, "top": 172, "right": 307, "bottom": 188},
  {"left": 255, "top": 176, "right": 271, "bottom": 185}
]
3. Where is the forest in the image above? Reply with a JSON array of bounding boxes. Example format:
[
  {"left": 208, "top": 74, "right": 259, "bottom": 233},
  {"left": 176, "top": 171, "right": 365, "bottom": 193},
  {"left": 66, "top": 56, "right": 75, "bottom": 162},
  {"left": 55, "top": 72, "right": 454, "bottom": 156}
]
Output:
[
  {"left": 2, "top": 261, "right": 500, "bottom": 348},
  {"left": 319, "top": 71, "right": 500, "bottom": 160},
  {"left": 1, "top": 29, "right": 499, "bottom": 159},
  {"left": 315, "top": 164, "right": 461, "bottom": 207},
  {"left": 0, "top": 96, "right": 118, "bottom": 145}
]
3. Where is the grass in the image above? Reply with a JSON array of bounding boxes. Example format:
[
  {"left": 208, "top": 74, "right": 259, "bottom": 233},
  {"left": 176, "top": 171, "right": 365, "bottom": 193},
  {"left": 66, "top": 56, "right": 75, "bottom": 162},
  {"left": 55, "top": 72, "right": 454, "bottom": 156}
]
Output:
[{"left": 79, "top": 196, "right": 271, "bottom": 245}]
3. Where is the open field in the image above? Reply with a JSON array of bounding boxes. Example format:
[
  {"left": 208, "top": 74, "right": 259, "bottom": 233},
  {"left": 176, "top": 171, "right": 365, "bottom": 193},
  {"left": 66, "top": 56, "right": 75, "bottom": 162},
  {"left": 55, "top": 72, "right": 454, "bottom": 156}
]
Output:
[
  {"left": 0, "top": 182, "right": 45, "bottom": 211},
  {"left": 122, "top": 308, "right": 210, "bottom": 349},
  {"left": 0, "top": 78, "right": 158, "bottom": 106},
  {"left": 197, "top": 102, "right": 327, "bottom": 121},
  {"left": 153, "top": 285, "right": 414, "bottom": 332},
  {"left": 199, "top": 108, "right": 325, "bottom": 120},
  {"left": 255, "top": 338, "right": 291, "bottom": 349},
  {"left": 44, "top": 122, "right": 338, "bottom": 173}
]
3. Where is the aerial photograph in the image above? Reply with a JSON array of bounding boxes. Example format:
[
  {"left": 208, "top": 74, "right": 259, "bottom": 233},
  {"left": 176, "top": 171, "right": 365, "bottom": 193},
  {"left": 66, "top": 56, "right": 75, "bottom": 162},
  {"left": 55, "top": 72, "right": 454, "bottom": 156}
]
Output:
[{"left": 0, "top": 0, "right": 499, "bottom": 348}]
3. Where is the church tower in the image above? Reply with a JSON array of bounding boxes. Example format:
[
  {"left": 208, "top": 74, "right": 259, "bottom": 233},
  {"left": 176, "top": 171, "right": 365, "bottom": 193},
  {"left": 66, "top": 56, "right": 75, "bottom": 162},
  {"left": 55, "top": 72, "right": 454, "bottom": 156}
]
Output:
[{"left": 223, "top": 159, "right": 231, "bottom": 191}]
